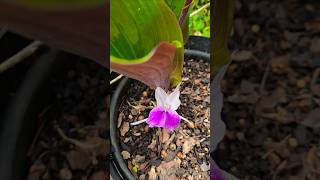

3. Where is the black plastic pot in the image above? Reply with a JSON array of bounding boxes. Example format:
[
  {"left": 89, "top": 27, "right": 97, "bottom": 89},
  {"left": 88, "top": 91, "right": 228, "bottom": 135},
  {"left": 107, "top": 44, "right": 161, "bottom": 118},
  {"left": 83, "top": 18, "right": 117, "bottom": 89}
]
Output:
[
  {"left": 0, "top": 49, "right": 62, "bottom": 180},
  {"left": 110, "top": 36, "right": 210, "bottom": 180},
  {"left": 0, "top": 48, "right": 112, "bottom": 179}
]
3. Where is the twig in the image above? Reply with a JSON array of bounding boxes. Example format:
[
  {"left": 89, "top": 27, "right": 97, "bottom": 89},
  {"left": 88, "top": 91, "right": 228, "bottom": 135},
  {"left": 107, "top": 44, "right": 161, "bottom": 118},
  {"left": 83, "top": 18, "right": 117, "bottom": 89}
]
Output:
[
  {"left": 110, "top": 74, "right": 124, "bottom": 84},
  {"left": 180, "top": 115, "right": 192, "bottom": 124},
  {"left": 0, "top": 40, "right": 43, "bottom": 73},
  {"left": 190, "top": 2, "right": 210, "bottom": 17},
  {"left": 259, "top": 62, "right": 271, "bottom": 96},
  {"left": 127, "top": 101, "right": 154, "bottom": 110},
  {"left": 56, "top": 127, "right": 96, "bottom": 151},
  {"left": 262, "top": 135, "right": 291, "bottom": 159}
]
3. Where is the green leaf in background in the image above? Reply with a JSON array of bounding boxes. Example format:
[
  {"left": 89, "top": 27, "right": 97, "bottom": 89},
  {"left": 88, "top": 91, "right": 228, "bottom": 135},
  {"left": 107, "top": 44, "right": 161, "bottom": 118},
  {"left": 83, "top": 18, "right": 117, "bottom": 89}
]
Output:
[
  {"left": 164, "top": 0, "right": 185, "bottom": 19},
  {"left": 164, "top": 0, "right": 192, "bottom": 44},
  {"left": 189, "top": 0, "right": 210, "bottom": 37},
  {"left": 211, "top": 0, "right": 233, "bottom": 75},
  {"left": 110, "top": 0, "right": 184, "bottom": 88}
]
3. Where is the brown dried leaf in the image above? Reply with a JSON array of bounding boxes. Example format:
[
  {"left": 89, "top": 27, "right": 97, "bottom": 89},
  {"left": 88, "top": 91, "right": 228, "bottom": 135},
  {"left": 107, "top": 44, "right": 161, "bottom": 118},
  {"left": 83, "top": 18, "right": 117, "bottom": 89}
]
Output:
[
  {"left": 148, "top": 166, "right": 157, "bottom": 180},
  {"left": 121, "top": 151, "right": 131, "bottom": 160},
  {"left": 300, "top": 108, "right": 320, "bottom": 128},
  {"left": 271, "top": 55, "right": 290, "bottom": 75},
  {"left": 161, "top": 129, "right": 170, "bottom": 143},
  {"left": 182, "top": 137, "right": 196, "bottom": 154},
  {"left": 232, "top": 50, "right": 253, "bottom": 61},
  {"left": 148, "top": 139, "right": 157, "bottom": 150},
  {"left": 117, "top": 112, "right": 124, "bottom": 128},
  {"left": 120, "top": 122, "right": 130, "bottom": 136},
  {"left": 66, "top": 150, "right": 91, "bottom": 170},
  {"left": 89, "top": 171, "right": 108, "bottom": 180},
  {"left": 58, "top": 168, "right": 72, "bottom": 180}
]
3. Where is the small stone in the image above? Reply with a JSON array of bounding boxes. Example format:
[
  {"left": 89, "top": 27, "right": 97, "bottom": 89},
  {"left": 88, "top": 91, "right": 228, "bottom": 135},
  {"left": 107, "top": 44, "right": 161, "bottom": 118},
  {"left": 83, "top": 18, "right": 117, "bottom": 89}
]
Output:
[
  {"left": 139, "top": 175, "right": 146, "bottom": 180},
  {"left": 239, "top": 118, "right": 246, "bottom": 127},
  {"left": 177, "top": 152, "right": 184, "bottom": 159},
  {"left": 170, "top": 144, "right": 176, "bottom": 151},
  {"left": 143, "top": 91, "right": 148, "bottom": 97},
  {"left": 135, "top": 155, "right": 145, "bottom": 163},
  {"left": 288, "top": 137, "right": 298, "bottom": 148},
  {"left": 161, "top": 150, "right": 168, "bottom": 158},
  {"left": 296, "top": 79, "right": 306, "bottom": 89},
  {"left": 251, "top": 24, "right": 260, "bottom": 33},
  {"left": 194, "top": 79, "right": 201, "bottom": 85},
  {"left": 138, "top": 115, "right": 144, "bottom": 120},
  {"left": 200, "top": 163, "right": 210, "bottom": 172},
  {"left": 128, "top": 115, "right": 133, "bottom": 119},
  {"left": 121, "top": 151, "right": 131, "bottom": 160},
  {"left": 59, "top": 168, "right": 72, "bottom": 180}
]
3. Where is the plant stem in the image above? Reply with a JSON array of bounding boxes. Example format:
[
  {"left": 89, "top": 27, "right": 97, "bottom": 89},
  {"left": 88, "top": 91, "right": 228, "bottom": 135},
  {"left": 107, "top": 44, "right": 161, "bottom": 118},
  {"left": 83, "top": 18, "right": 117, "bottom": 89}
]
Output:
[
  {"left": 0, "top": 40, "right": 43, "bottom": 73},
  {"left": 180, "top": 115, "right": 192, "bottom": 124},
  {"left": 130, "top": 118, "right": 148, "bottom": 126},
  {"left": 190, "top": 2, "right": 210, "bottom": 17},
  {"left": 110, "top": 74, "right": 124, "bottom": 84},
  {"left": 179, "top": 0, "right": 192, "bottom": 26}
]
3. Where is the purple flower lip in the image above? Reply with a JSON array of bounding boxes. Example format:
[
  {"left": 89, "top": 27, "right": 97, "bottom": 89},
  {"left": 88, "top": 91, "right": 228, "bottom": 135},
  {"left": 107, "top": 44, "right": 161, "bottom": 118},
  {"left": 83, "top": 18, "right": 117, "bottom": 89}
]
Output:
[
  {"left": 130, "top": 84, "right": 191, "bottom": 132},
  {"left": 146, "top": 106, "right": 180, "bottom": 132}
]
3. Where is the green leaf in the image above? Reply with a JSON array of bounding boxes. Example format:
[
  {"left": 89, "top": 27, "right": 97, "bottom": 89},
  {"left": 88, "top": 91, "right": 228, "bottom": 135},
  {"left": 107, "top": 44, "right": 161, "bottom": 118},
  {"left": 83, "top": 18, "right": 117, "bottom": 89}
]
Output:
[
  {"left": 164, "top": 0, "right": 192, "bottom": 44},
  {"left": 110, "top": 0, "right": 184, "bottom": 88},
  {"left": 164, "top": 0, "right": 185, "bottom": 19},
  {"left": 211, "top": 0, "right": 234, "bottom": 75}
]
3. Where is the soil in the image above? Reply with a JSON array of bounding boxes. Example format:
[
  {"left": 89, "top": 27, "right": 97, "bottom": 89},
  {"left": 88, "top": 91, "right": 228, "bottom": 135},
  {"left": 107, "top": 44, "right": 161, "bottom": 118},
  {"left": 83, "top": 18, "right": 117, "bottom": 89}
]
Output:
[
  {"left": 117, "top": 59, "right": 210, "bottom": 179},
  {"left": 213, "top": 0, "right": 320, "bottom": 180},
  {"left": 26, "top": 59, "right": 108, "bottom": 180}
]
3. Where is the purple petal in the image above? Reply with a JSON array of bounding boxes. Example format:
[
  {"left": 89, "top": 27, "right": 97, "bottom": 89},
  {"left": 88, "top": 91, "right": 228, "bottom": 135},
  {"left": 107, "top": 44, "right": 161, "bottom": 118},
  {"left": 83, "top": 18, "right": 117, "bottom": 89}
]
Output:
[
  {"left": 163, "top": 109, "right": 180, "bottom": 131},
  {"left": 146, "top": 107, "right": 180, "bottom": 131}
]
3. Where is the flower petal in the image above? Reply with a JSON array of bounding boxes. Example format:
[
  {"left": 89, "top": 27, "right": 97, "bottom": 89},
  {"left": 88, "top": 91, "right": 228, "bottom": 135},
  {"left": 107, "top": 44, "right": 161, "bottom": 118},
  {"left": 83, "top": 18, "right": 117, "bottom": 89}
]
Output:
[
  {"left": 164, "top": 109, "right": 180, "bottom": 132},
  {"left": 155, "top": 87, "right": 167, "bottom": 107},
  {"left": 146, "top": 107, "right": 180, "bottom": 131},
  {"left": 166, "top": 84, "right": 181, "bottom": 110},
  {"left": 146, "top": 106, "right": 166, "bottom": 127}
]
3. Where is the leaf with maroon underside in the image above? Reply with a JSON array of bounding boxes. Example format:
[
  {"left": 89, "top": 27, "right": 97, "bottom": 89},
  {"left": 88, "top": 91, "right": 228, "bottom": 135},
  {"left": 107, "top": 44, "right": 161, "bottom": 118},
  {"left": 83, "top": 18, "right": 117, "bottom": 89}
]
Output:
[{"left": 110, "top": 0, "right": 184, "bottom": 89}]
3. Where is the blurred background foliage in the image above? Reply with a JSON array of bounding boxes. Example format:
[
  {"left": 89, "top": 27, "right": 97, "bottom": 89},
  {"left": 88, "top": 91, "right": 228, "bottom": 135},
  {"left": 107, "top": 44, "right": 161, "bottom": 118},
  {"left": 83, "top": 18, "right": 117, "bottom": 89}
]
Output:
[{"left": 189, "top": 0, "right": 210, "bottom": 37}]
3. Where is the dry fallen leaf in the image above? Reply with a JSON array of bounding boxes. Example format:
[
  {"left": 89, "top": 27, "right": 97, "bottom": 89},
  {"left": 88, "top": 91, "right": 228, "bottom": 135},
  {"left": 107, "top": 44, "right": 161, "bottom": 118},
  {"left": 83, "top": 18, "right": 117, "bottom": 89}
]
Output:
[
  {"left": 117, "top": 112, "right": 124, "bottom": 128},
  {"left": 120, "top": 122, "right": 130, "bottom": 136},
  {"left": 182, "top": 137, "right": 196, "bottom": 154},
  {"left": 148, "top": 166, "right": 157, "bottom": 180},
  {"left": 200, "top": 162, "right": 210, "bottom": 172},
  {"left": 66, "top": 149, "right": 91, "bottom": 170},
  {"left": 299, "top": 108, "right": 320, "bottom": 128},
  {"left": 232, "top": 50, "right": 253, "bottom": 61},
  {"left": 161, "top": 129, "right": 170, "bottom": 143},
  {"left": 271, "top": 55, "right": 290, "bottom": 75},
  {"left": 157, "top": 158, "right": 181, "bottom": 180},
  {"left": 148, "top": 139, "right": 157, "bottom": 150},
  {"left": 121, "top": 151, "right": 131, "bottom": 160},
  {"left": 89, "top": 170, "right": 108, "bottom": 180},
  {"left": 59, "top": 168, "right": 72, "bottom": 180}
]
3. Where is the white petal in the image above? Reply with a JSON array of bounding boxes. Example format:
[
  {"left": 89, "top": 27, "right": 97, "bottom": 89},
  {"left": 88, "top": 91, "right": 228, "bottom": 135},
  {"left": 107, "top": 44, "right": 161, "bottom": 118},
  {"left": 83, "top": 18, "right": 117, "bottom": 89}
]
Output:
[
  {"left": 155, "top": 87, "right": 167, "bottom": 107},
  {"left": 166, "top": 84, "right": 181, "bottom": 110}
]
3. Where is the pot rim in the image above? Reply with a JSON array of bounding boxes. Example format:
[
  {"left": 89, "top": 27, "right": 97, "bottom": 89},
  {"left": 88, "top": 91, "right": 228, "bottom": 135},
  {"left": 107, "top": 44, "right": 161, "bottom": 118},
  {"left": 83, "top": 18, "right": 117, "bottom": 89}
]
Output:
[{"left": 110, "top": 48, "right": 210, "bottom": 180}]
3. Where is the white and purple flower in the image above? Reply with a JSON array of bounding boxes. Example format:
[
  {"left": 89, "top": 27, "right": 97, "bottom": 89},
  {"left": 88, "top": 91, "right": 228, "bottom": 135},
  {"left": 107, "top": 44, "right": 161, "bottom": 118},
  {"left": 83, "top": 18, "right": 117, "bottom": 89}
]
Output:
[{"left": 131, "top": 84, "right": 190, "bottom": 132}]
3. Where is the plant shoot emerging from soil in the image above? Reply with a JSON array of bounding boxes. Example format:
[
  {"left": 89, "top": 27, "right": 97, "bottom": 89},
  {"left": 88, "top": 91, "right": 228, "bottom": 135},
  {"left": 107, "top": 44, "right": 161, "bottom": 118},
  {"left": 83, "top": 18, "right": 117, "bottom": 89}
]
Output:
[{"left": 131, "top": 84, "right": 192, "bottom": 132}]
